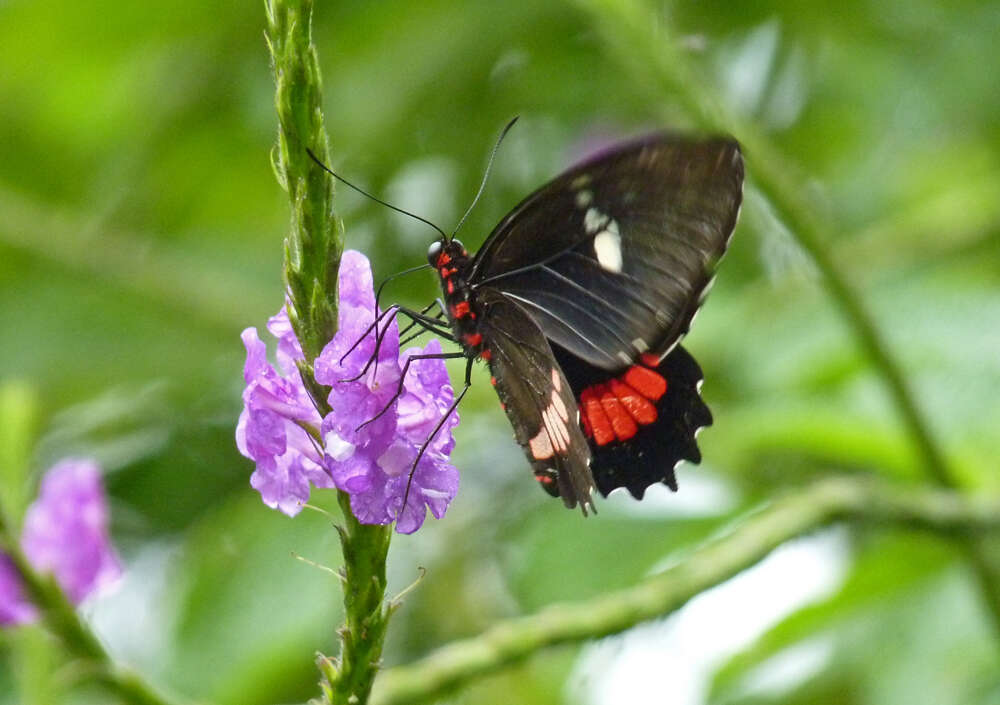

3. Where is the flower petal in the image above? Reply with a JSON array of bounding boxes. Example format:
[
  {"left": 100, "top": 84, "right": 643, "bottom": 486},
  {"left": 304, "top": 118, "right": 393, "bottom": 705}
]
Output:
[{"left": 20, "top": 459, "right": 121, "bottom": 604}]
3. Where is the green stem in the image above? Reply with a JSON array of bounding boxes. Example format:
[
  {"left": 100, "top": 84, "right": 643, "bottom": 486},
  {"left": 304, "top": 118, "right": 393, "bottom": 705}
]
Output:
[
  {"left": 571, "top": 0, "right": 1000, "bottom": 640},
  {"left": 266, "top": 0, "right": 341, "bottom": 365},
  {"left": 265, "top": 1, "right": 394, "bottom": 702},
  {"left": 371, "top": 477, "right": 1000, "bottom": 705},
  {"left": 330, "top": 495, "right": 393, "bottom": 704},
  {"left": 0, "top": 513, "right": 180, "bottom": 705}
]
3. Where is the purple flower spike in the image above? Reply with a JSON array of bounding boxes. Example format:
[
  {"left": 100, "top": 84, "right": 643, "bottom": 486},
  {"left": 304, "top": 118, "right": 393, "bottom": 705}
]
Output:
[
  {"left": 237, "top": 313, "right": 332, "bottom": 516},
  {"left": 314, "top": 251, "right": 460, "bottom": 533},
  {"left": 20, "top": 459, "right": 122, "bottom": 604},
  {"left": 2, "top": 458, "right": 121, "bottom": 628},
  {"left": 238, "top": 250, "right": 460, "bottom": 532}
]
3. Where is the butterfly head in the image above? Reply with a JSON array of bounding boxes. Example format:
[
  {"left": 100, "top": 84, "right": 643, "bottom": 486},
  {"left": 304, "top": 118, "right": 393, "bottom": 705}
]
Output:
[{"left": 427, "top": 238, "right": 467, "bottom": 268}]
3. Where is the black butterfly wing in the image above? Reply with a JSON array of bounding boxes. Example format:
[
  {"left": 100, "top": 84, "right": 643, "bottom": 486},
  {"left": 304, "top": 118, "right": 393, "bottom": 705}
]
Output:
[
  {"left": 477, "top": 287, "right": 595, "bottom": 512},
  {"left": 553, "top": 343, "right": 712, "bottom": 499},
  {"left": 468, "top": 134, "right": 743, "bottom": 369}
]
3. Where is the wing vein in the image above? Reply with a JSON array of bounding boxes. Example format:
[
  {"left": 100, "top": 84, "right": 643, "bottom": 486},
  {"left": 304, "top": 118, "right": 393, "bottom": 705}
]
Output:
[{"left": 501, "top": 293, "right": 620, "bottom": 363}]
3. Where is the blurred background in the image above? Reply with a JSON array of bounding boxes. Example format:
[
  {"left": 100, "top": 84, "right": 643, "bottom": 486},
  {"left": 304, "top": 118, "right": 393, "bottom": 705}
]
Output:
[{"left": 2, "top": 0, "right": 999, "bottom": 703}]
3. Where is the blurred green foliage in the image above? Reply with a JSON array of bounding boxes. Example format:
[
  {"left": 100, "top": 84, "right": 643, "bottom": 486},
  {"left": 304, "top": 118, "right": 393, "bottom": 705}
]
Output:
[{"left": 1, "top": 0, "right": 999, "bottom": 703}]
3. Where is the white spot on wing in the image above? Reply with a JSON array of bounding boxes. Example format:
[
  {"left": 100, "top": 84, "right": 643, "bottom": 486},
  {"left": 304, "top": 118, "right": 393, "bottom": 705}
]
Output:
[
  {"left": 551, "top": 389, "right": 569, "bottom": 422},
  {"left": 632, "top": 337, "right": 649, "bottom": 353},
  {"left": 584, "top": 207, "right": 610, "bottom": 235},
  {"left": 549, "top": 406, "right": 571, "bottom": 449},
  {"left": 529, "top": 427, "right": 554, "bottom": 460},
  {"left": 594, "top": 226, "right": 623, "bottom": 272},
  {"left": 617, "top": 351, "right": 632, "bottom": 364},
  {"left": 575, "top": 189, "right": 593, "bottom": 208},
  {"left": 551, "top": 368, "right": 562, "bottom": 392}
]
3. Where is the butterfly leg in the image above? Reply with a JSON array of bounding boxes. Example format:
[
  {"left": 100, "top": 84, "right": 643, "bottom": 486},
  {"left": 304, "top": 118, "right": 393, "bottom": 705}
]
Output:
[
  {"left": 355, "top": 349, "right": 466, "bottom": 432},
  {"left": 400, "top": 357, "right": 473, "bottom": 517},
  {"left": 394, "top": 305, "right": 455, "bottom": 341},
  {"left": 339, "top": 306, "right": 400, "bottom": 383},
  {"left": 399, "top": 299, "right": 447, "bottom": 347},
  {"left": 339, "top": 304, "right": 400, "bottom": 368},
  {"left": 361, "top": 303, "right": 455, "bottom": 384},
  {"left": 339, "top": 300, "right": 450, "bottom": 383}
]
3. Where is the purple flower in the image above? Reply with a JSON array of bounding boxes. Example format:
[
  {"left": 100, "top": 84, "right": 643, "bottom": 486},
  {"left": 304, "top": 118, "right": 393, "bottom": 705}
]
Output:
[
  {"left": 237, "top": 249, "right": 459, "bottom": 533},
  {"left": 319, "top": 335, "right": 461, "bottom": 534},
  {"left": 0, "top": 555, "right": 36, "bottom": 626},
  {"left": 237, "top": 307, "right": 333, "bottom": 516},
  {"left": 1, "top": 459, "right": 121, "bottom": 628},
  {"left": 315, "top": 251, "right": 460, "bottom": 533},
  {"left": 21, "top": 459, "right": 121, "bottom": 603}
]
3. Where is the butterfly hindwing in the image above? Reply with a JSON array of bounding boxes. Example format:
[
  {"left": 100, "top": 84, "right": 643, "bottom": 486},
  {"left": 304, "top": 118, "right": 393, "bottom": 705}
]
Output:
[
  {"left": 476, "top": 287, "right": 595, "bottom": 511},
  {"left": 551, "top": 343, "right": 712, "bottom": 499},
  {"left": 468, "top": 134, "right": 743, "bottom": 370}
]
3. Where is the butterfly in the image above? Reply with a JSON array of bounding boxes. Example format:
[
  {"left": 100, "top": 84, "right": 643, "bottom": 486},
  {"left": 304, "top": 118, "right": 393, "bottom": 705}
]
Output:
[{"left": 418, "top": 130, "right": 744, "bottom": 513}]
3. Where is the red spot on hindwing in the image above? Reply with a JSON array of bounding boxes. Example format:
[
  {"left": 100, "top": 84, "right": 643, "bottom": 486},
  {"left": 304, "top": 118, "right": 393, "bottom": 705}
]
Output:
[
  {"left": 580, "top": 386, "right": 615, "bottom": 446},
  {"left": 640, "top": 352, "right": 661, "bottom": 368},
  {"left": 609, "top": 379, "right": 658, "bottom": 425},
  {"left": 579, "top": 365, "right": 667, "bottom": 447},
  {"left": 622, "top": 366, "right": 667, "bottom": 402},
  {"left": 480, "top": 349, "right": 492, "bottom": 361},
  {"left": 599, "top": 385, "right": 639, "bottom": 441}
]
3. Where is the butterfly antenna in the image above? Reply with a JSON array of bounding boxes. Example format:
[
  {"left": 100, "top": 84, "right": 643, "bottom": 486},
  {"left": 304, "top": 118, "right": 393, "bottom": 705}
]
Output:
[
  {"left": 450, "top": 116, "right": 519, "bottom": 241},
  {"left": 375, "top": 263, "right": 432, "bottom": 313},
  {"left": 305, "top": 148, "right": 449, "bottom": 240}
]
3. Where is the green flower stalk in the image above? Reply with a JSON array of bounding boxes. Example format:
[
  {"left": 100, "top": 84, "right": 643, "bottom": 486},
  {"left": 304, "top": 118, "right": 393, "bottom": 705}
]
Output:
[
  {"left": 266, "top": 0, "right": 340, "bottom": 366},
  {"left": 264, "top": 0, "right": 394, "bottom": 701}
]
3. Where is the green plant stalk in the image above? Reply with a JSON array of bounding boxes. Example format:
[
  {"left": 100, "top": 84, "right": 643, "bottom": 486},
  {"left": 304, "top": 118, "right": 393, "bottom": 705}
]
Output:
[
  {"left": 266, "top": 0, "right": 340, "bottom": 365},
  {"left": 331, "top": 494, "right": 393, "bottom": 704},
  {"left": 0, "top": 512, "right": 177, "bottom": 705},
  {"left": 265, "top": 1, "right": 394, "bottom": 702},
  {"left": 371, "top": 477, "right": 1000, "bottom": 705},
  {"left": 570, "top": 0, "right": 1000, "bottom": 640}
]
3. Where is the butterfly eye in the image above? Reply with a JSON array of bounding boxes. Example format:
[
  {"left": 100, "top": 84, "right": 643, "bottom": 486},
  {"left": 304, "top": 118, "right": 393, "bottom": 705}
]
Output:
[
  {"left": 451, "top": 238, "right": 465, "bottom": 253},
  {"left": 427, "top": 240, "right": 444, "bottom": 266}
]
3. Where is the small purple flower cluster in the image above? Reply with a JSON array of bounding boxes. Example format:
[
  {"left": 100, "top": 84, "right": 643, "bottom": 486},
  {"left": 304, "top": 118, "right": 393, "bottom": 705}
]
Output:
[
  {"left": 1, "top": 459, "right": 121, "bottom": 627},
  {"left": 237, "top": 251, "right": 460, "bottom": 533}
]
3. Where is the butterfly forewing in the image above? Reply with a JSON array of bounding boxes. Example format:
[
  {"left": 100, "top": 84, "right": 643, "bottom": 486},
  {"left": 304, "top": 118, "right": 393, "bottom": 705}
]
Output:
[
  {"left": 469, "top": 135, "right": 743, "bottom": 369},
  {"left": 476, "top": 287, "right": 595, "bottom": 511}
]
